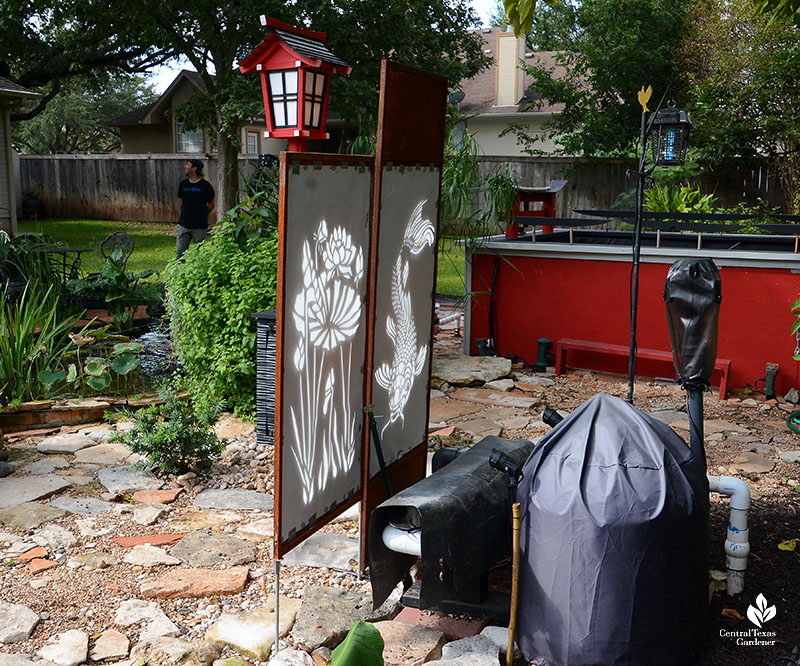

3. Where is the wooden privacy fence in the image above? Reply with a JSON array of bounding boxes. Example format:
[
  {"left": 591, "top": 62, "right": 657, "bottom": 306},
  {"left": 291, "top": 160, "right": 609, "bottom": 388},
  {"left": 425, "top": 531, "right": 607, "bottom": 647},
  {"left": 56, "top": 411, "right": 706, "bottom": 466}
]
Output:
[
  {"left": 18, "top": 154, "right": 786, "bottom": 224},
  {"left": 18, "top": 154, "right": 262, "bottom": 223}
]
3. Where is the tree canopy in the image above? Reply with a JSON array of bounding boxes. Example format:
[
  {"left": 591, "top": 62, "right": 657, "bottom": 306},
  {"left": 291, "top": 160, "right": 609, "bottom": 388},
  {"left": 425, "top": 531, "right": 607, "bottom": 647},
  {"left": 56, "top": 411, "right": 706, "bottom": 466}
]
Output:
[
  {"left": 0, "top": 0, "right": 172, "bottom": 121},
  {"left": 678, "top": 0, "right": 800, "bottom": 211},
  {"left": 13, "top": 75, "right": 157, "bottom": 154},
  {"left": 506, "top": 0, "right": 689, "bottom": 157}
]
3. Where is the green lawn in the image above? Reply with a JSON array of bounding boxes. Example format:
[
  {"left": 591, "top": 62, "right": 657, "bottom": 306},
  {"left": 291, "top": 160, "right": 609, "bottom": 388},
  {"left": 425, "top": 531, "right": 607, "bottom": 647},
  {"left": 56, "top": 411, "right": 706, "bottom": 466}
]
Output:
[
  {"left": 17, "top": 219, "right": 175, "bottom": 278},
  {"left": 16, "top": 218, "right": 466, "bottom": 296},
  {"left": 436, "top": 238, "right": 466, "bottom": 297}
]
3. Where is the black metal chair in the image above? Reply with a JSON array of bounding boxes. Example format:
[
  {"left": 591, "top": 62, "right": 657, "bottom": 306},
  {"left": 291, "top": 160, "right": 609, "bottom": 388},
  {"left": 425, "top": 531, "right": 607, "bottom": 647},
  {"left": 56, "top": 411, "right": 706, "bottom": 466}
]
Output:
[{"left": 100, "top": 231, "right": 134, "bottom": 270}]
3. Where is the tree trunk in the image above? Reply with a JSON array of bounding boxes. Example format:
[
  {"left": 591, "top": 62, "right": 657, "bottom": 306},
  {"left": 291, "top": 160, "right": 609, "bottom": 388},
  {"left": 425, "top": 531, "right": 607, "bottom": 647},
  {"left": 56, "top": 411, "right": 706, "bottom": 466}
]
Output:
[{"left": 215, "top": 130, "right": 241, "bottom": 220}]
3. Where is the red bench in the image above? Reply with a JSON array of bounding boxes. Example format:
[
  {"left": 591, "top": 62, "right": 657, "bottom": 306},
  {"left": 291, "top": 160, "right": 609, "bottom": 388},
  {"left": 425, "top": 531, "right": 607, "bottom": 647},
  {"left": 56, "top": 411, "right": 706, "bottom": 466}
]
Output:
[{"left": 555, "top": 337, "right": 731, "bottom": 399}]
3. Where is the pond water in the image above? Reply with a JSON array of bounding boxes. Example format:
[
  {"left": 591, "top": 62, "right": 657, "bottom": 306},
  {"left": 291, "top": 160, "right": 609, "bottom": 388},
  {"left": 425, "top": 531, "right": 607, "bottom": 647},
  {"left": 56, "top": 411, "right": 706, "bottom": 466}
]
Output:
[{"left": 62, "top": 317, "right": 179, "bottom": 398}]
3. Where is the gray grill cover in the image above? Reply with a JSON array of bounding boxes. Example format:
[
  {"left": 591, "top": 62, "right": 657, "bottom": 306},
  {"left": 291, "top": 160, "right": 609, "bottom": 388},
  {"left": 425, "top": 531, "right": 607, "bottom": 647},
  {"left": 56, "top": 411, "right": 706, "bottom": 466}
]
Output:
[
  {"left": 663, "top": 259, "right": 721, "bottom": 388},
  {"left": 516, "top": 394, "right": 708, "bottom": 666}
]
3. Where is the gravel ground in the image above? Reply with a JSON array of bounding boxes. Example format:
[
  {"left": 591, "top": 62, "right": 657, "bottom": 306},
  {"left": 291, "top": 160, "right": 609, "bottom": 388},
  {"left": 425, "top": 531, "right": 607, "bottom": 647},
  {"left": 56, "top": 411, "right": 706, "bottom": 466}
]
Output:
[{"left": 0, "top": 318, "right": 798, "bottom": 665}]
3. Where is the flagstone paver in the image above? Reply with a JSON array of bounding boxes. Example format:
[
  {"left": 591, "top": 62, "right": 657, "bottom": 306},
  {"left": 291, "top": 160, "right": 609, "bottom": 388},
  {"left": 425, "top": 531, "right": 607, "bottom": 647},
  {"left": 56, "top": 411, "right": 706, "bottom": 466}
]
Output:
[
  {"left": 282, "top": 531, "right": 357, "bottom": 571},
  {"left": 96, "top": 465, "right": 163, "bottom": 494},
  {"left": 205, "top": 597, "right": 303, "bottom": 661},
  {"left": 0, "top": 475, "right": 70, "bottom": 509},
  {"left": 450, "top": 387, "right": 540, "bottom": 410},
  {"left": 112, "top": 533, "right": 187, "bottom": 548},
  {"left": 0, "top": 502, "right": 67, "bottom": 530},
  {"left": 132, "top": 488, "right": 183, "bottom": 504},
  {"left": 0, "top": 601, "right": 40, "bottom": 642},
  {"left": 169, "top": 532, "right": 256, "bottom": 567},
  {"left": 140, "top": 567, "right": 249, "bottom": 599},
  {"left": 48, "top": 495, "right": 114, "bottom": 516},
  {"left": 73, "top": 442, "right": 132, "bottom": 465},
  {"left": 37, "top": 434, "right": 96, "bottom": 454},
  {"left": 194, "top": 488, "right": 273, "bottom": 511}
]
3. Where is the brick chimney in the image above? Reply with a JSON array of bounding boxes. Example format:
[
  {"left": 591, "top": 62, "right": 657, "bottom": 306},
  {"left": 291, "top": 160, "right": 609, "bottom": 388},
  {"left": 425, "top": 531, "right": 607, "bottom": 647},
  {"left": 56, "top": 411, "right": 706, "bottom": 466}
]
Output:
[{"left": 495, "top": 32, "right": 525, "bottom": 107}]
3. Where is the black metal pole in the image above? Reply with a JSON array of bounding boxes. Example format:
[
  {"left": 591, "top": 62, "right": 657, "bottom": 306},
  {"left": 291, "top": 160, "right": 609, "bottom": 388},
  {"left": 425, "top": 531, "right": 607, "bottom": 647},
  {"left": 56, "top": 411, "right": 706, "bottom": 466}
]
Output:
[
  {"left": 687, "top": 387, "right": 706, "bottom": 475},
  {"left": 627, "top": 110, "right": 648, "bottom": 403}
]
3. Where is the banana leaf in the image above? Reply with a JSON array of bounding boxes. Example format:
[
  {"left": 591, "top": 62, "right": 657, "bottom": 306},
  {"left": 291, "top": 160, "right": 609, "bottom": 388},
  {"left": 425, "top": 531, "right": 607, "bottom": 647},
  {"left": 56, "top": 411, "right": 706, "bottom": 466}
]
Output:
[{"left": 330, "top": 621, "right": 384, "bottom": 666}]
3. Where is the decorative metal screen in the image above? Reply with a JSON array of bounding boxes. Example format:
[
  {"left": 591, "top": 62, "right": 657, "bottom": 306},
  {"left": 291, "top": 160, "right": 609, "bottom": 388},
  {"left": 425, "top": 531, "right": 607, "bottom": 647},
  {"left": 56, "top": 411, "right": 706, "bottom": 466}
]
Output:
[
  {"left": 253, "top": 310, "right": 277, "bottom": 447},
  {"left": 276, "top": 156, "right": 373, "bottom": 551},
  {"left": 369, "top": 165, "right": 440, "bottom": 474}
]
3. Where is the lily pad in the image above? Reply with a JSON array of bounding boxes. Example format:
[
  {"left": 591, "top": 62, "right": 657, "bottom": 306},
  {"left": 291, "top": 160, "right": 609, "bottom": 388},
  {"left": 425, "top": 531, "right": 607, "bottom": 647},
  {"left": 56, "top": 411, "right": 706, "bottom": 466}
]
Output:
[
  {"left": 38, "top": 369, "right": 66, "bottom": 388},
  {"left": 86, "top": 372, "right": 111, "bottom": 391},
  {"left": 66, "top": 363, "right": 78, "bottom": 383},
  {"left": 111, "top": 352, "right": 138, "bottom": 375},
  {"left": 84, "top": 357, "right": 108, "bottom": 376},
  {"left": 113, "top": 342, "right": 143, "bottom": 355}
]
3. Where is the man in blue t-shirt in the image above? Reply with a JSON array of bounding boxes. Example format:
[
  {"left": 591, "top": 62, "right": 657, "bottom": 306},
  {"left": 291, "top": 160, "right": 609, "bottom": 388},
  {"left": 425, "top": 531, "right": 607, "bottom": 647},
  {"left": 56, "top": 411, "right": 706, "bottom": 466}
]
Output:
[{"left": 176, "top": 159, "right": 215, "bottom": 258}]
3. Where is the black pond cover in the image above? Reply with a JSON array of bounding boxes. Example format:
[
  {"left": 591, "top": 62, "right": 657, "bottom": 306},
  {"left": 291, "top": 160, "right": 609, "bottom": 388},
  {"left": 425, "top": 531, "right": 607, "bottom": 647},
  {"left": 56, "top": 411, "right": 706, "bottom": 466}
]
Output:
[{"left": 516, "top": 394, "right": 709, "bottom": 666}]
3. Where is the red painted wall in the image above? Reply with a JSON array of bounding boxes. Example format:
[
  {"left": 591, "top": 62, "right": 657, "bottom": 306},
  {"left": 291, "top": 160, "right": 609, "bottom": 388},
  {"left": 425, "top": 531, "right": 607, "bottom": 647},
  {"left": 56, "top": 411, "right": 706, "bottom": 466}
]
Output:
[{"left": 469, "top": 253, "right": 800, "bottom": 395}]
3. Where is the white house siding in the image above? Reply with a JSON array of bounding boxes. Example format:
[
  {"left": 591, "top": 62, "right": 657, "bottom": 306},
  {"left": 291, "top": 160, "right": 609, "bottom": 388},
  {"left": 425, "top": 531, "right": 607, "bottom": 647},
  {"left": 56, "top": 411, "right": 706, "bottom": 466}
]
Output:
[{"left": 466, "top": 115, "right": 557, "bottom": 157}]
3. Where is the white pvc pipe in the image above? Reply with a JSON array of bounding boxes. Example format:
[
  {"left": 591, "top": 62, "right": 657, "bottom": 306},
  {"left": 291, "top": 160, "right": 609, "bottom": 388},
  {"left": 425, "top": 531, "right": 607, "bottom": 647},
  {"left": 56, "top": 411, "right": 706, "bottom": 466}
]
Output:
[
  {"left": 382, "top": 523, "right": 422, "bottom": 557},
  {"left": 708, "top": 475, "right": 750, "bottom": 596}
]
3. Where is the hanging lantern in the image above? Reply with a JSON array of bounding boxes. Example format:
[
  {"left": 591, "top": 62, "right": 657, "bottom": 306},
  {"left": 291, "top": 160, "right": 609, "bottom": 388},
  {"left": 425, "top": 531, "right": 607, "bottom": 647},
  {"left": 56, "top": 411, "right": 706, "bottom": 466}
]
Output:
[
  {"left": 650, "top": 107, "right": 692, "bottom": 166},
  {"left": 239, "top": 16, "right": 351, "bottom": 152}
]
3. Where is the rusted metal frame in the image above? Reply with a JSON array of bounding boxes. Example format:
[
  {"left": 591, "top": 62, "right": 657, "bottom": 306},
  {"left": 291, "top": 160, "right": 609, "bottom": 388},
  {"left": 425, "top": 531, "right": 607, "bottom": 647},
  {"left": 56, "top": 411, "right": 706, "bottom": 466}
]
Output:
[
  {"left": 358, "top": 59, "right": 448, "bottom": 571},
  {"left": 273, "top": 150, "right": 375, "bottom": 561}
]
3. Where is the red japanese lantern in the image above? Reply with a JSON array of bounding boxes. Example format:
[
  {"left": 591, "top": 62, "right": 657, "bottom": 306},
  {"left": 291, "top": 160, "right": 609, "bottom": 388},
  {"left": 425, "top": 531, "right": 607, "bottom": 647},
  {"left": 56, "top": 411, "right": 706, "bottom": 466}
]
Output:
[{"left": 239, "top": 16, "right": 351, "bottom": 152}]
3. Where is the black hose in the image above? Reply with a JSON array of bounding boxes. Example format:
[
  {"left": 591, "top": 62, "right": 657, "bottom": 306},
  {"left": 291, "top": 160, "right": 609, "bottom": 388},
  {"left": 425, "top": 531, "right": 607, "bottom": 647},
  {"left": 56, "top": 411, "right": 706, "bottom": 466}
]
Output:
[{"left": 488, "top": 257, "right": 500, "bottom": 353}]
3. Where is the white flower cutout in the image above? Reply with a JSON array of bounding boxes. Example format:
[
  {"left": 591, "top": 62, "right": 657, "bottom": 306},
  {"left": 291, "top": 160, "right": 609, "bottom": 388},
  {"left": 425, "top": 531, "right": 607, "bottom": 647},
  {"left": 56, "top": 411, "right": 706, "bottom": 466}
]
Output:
[{"left": 747, "top": 593, "right": 776, "bottom": 628}]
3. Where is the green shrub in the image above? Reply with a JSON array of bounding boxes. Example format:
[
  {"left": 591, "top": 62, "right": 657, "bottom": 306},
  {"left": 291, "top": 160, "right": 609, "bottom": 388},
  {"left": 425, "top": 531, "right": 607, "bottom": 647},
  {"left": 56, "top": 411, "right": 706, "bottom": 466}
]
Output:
[
  {"left": 644, "top": 183, "right": 717, "bottom": 213},
  {"left": 110, "top": 380, "right": 226, "bottom": 474},
  {"left": 164, "top": 193, "right": 278, "bottom": 416}
]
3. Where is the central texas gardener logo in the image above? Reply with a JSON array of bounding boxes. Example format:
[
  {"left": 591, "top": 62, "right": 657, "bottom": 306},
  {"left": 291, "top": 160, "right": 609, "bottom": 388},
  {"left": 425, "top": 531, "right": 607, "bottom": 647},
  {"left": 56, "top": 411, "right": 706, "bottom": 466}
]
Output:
[{"left": 747, "top": 594, "right": 776, "bottom": 628}]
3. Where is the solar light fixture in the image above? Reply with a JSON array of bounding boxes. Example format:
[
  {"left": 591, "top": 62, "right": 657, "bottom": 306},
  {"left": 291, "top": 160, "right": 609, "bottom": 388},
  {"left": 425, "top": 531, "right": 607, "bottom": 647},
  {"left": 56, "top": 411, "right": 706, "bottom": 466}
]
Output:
[{"left": 650, "top": 107, "right": 691, "bottom": 166}]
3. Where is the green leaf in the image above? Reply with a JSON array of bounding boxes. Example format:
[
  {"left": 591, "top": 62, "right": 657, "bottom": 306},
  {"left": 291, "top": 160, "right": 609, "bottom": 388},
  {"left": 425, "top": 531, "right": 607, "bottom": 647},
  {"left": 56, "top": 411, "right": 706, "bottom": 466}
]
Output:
[
  {"left": 38, "top": 369, "right": 66, "bottom": 388},
  {"left": 778, "top": 538, "right": 797, "bottom": 551},
  {"left": 84, "top": 357, "right": 107, "bottom": 376},
  {"left": 86, "top": 372, "right": 111, "bottom": 391},
  {"left": 111, "top": 352, "right": 138, "bottom": 375},
  {"left": 87, "top": 325, "right": 112, "bottom": 341},
  {"left": 330, "top": 622, "right": 384, "bottom": 666},
  {"left": 66, "top": 363, "right": 78, "bottom": 383},
  {"left": 112, "top": 342, "right": 143, "bottom": 355}
]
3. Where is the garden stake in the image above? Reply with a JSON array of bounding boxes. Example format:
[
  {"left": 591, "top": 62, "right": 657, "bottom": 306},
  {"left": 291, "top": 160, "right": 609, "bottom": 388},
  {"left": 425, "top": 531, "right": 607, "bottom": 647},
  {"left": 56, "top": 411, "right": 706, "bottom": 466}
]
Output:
[
  {"left": 507, "top": 502, "right": 521, "bottom": 666},
  {"left": 274, "top": 559, "right": 281, "bottom": 656}
]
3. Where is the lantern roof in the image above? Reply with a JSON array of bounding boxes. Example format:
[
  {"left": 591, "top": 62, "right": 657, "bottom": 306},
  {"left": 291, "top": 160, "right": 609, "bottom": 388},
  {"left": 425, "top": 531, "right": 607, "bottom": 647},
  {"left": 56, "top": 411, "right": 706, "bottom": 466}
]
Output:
[{"left": 239, "top": 16, "right": 351, "bottom": 74}]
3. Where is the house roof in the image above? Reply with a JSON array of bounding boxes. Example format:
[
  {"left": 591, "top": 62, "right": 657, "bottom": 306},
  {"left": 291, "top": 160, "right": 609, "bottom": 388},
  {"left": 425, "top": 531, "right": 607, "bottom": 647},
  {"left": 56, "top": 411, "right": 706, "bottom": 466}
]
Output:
[
  {"left": 107, "top": 70, "right": 206, "bottom": 126},
  {"left": 457, "top": 28, "right": 565, "bottom": 116},
  {"left": 0, "top": 76, "right": 38, "bottom": 100}
]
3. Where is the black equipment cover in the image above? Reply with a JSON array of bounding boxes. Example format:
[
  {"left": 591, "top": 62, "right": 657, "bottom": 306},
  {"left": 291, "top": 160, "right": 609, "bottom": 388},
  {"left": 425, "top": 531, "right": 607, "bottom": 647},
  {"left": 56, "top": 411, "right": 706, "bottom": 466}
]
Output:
[
  {"left": 369, "top": 436, "right": 534, "bottom": 609},
  {"left": 663, "top": 259, "right": 722, "bottom": 388},
  {"left": 516, "top": 394, "right": 708, "bottom": 666}
]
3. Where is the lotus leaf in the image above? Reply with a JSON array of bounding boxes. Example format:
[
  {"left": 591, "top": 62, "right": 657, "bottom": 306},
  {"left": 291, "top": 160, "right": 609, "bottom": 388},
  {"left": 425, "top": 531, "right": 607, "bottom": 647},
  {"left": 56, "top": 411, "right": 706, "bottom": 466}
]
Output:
[
  {"left": 111, "top": 352, "right": 138, "bottom": 375},
  {"left": 38, "top": 369, "right": 66, "bottom": 388},
  {"left": 84, "top": 358, "right": 107, "bottom": 376},
  {"left": 86, "top": 372, "right": 111, "bottom": 391}
]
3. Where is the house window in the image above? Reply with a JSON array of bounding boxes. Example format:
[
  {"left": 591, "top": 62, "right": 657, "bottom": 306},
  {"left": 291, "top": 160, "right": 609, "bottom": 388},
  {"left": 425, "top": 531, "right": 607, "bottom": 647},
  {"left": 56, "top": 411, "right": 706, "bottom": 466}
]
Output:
[
  {"left": 177, "top": 121, "right": 203, "bottom": 153},
  {"left": 304, "top": 71, "right": 327, "bottom": 129},
  {"left": 267, "top": 70, "right": 298, "bottom": 128},
  {"left": 246, "top": 131, "right": 259, "bottom": 155}
]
